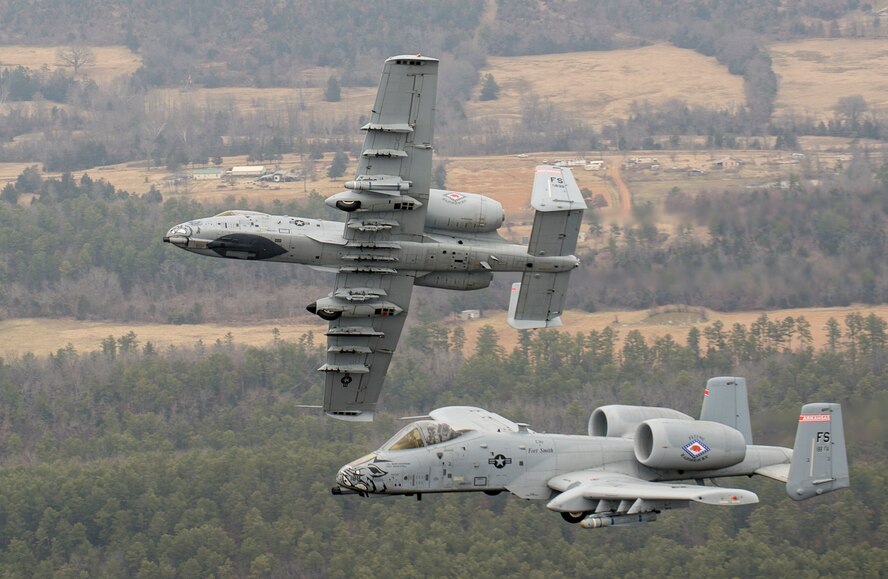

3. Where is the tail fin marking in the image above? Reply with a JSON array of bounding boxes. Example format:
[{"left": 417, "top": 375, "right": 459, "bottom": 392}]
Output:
[{"left": 786, "top": 403, "right": 850, "bottom": 500}]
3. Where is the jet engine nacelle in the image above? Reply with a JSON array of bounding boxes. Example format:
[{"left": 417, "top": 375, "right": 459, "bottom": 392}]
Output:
[
  {"left": 326, "top": 189, "right": 504, "bottom": 233},
  {"left": 413, "top": 271, "right": 493, "bottom": 291},
  {"left": 425, "top": 189, "right": 505, "bottom": 234},
  {"left": 634, "top": 418, "right": 747, "bottom": 471},
  {"left": 588, "top": 405, "right": 694, "bottom": 438}
]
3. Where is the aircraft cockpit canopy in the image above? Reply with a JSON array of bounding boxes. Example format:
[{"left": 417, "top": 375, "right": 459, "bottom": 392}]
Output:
[
  {"left": 381, "top": 420, "right": 464, "bottom": 451},
  {"left": 214, "top": 210, "right": 269, "bottom": 217}
]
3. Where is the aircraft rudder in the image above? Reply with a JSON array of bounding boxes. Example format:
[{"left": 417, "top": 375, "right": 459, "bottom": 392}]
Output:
[
  {"left": 786, "top": 403, "right": 849, "bottom": 501},
  {"left": 699, "top": 377, "right": 753, "bottom": 445}
]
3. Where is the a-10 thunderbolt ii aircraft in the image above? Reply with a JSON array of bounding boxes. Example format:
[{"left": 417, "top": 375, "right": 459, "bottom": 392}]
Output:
[
  {"left": 163, "top": 55, "right": 586, "bottom": 421},
  {"left": 332, "top": 377, "right": 849, "bottom": 528}
]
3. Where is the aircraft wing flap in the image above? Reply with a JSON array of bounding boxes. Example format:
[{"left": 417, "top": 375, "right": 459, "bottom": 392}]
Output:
[{"left": 548, "top": 471, "right": 758, "bottom": 506}]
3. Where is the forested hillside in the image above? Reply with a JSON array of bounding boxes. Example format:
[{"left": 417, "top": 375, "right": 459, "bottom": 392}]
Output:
[
  {"left": 574, "top": 163, "right": 888, "bottom": 311},
  {"left": 0, "top": 315, "right": 884, "bottom": 576}
]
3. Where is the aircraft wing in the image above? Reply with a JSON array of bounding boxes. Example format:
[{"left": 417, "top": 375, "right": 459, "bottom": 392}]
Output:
[
  {"left": 343, "top": 55, "right": 438, "bottom": 240},
  {"left": 546, "top": 471, "right": 758, "bottom": 512},
  {"left": 320, "top": 271, "right": 413, "bottom": 421},
  {"left": 320, "top": 56, "right": 439, "bottom": 421}
]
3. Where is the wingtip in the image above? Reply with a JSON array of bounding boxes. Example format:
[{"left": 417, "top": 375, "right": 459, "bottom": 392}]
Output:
[{"left": 326, "top": 411, "right": 374, "bottom": 422}]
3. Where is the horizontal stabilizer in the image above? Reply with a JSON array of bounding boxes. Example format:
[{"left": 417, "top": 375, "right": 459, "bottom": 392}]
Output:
[
  {"left": 755, "top": 464, "right": 790, "bottom": 483},
  {"left": 507, "top": 281, "right": 564, "bottom": 329},
  {"left": 528, "top": 166, "right": 587, "bottom": 258},
  {"left": 508, "top": 166, "right": 585, "bottom": 330}
]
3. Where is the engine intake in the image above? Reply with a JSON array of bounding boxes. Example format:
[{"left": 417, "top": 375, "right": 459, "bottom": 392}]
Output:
[
  {"left": 634, "top": 419, "right": 747, "bottom": 471},
  {"left": 588, "top": 405, "right": 693, "bottom": 438}
]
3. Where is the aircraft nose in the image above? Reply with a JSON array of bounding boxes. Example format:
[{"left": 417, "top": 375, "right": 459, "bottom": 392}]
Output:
[
  {"left": 333, "top": 455, "right": 384, "bottom": 496},
  {"left": 335, "top": 465, "right": 350, "bottom": 487},
  {"left": 163, "top": 224, "right": 192, "bottom": 246},
  {"left": 335, "top": 464, "right": 364, "bottom": 491}
]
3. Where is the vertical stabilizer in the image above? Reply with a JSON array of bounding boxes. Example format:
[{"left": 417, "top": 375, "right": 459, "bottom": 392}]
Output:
[
  {"left": 699, "top": 377, "right": 753, "bottom": 444},
  {"left": 786, "top": 403, "right": 849, "bottom": 500}
]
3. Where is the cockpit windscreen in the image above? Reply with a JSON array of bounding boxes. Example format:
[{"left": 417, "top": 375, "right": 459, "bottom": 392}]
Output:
[{"left": 381, "top": 420, "right": 464, "bottom": 451}]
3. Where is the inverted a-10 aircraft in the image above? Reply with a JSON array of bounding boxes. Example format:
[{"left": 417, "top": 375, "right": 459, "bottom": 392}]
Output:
[
  {"left": 163, "top": 55, "right": 586, "bottom": 421},
  {"left": 332, "top": 377, "right": 849, "bottom": 528}
]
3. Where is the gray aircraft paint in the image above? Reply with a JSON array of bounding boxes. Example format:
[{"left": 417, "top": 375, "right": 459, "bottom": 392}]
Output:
[{"left": 333, "top": 378, "right": 849, "bottom": 528}]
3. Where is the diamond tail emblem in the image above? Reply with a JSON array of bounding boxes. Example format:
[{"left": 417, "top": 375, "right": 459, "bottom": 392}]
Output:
[{"left": 682, "top": 439, "right": 710, "bottom": 459}]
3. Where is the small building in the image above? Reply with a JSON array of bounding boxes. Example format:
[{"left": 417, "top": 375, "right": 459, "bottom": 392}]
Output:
[
  {"left": 192, "top": 168, "right": 223, "bottom": 180},
  {"left": 585, "top": 160, "right": 605, "bottom": 171},
  {"left": 711, "top": 157, "right": 742, "bottom": 170},
  {"left": 627, "top": 157, "right": 660, "bottom": 170},
  {"left": 458, "top": 309, "right": 481, "bottom": 321},
  {"left": 227, "top": 165, "right": 266, "bottom": 178},
  {"left": 555, "top": 158, "right": 586, "bottom": 167}
]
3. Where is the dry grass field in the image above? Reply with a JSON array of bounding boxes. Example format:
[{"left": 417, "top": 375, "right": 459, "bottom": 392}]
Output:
[
  {"left": 150, "top": 84, "right": 376, "bottom": 124},
  {"left": 770, "top": 38, "right": 888, "bottom": 119},
  {"left": 0, "top": 45, "right": 140, "bottom": 85},
  {"left": 464, "top": 44, "right": 746, "bottom": 129},
  {"left": 5, "top": 304, "right": 888, "bottom": 359},
  {"left": 0, "top": 318, "right": 325, "bottom": 359}
]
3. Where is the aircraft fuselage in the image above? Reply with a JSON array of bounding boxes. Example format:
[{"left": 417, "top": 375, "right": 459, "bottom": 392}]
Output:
[
  {"left": 163, "top": 211, "right": 579, "bottom": 274},
  {"left": 334, "top": 428, "right": 790, "bottom": 502}
]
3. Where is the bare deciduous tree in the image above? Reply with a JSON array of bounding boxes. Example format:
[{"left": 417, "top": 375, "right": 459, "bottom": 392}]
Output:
[
  {"left": 56, "top": 45, "right": 95, "bottom": 74},
  {"left": 834, "top": 95, "right": 869, "bottom": 127}
]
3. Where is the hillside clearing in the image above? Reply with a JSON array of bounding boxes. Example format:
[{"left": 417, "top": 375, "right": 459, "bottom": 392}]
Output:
[
  {"left": 770, "top": 38, "right": 888, "bottom": 119},
  {"left": 465, "top": 44, "right": 746, "bottom": 128},
  {"left": 0, "top": 45, "right": 140, "bottom": 85}
]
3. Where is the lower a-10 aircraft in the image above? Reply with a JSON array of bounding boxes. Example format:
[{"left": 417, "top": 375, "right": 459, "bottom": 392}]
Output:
[
  {"left": 163, "top": 55, "right": 586, "bottom": 421},
  {"left": 332, "top": 377, "right": 849, "bottom": 528}
]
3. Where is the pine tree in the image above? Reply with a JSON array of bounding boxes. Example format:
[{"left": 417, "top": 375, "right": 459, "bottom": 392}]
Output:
[
  {"left": 327, "top": 151, "right": 349, "bottom": 178},
  {"left": 479, "top": 73, "right": 500, "bottom": 101},
  {"left": 324, "top": 76, "right": 341, "bottom": 102}
]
